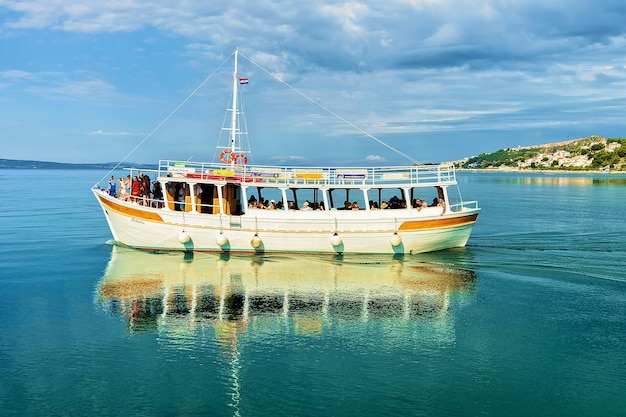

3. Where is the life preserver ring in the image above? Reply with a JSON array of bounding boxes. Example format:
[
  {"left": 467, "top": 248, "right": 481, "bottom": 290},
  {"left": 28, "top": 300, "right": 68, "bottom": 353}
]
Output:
[
  {"left": 234, "top": 154, "right": 248, "bottom": 165},
  {"left": 220, "top": 150, "right": 235, "bottom": 164}
]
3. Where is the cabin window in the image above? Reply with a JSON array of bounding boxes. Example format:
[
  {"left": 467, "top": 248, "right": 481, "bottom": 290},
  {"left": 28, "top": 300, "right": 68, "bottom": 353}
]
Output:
[
  {"left": 244, "top": 186, "right": 285, "bottom": 210},
  {"left": 328, "top": 188, "right": 367, "bottom": 210},
  {"left": 288, "top": 187, "right": 325, "bottom": 210},
  {"left": 165, "top": 181, "right": 191, "bottom": 211},
  {"left": 195, "top": 184, "right": 217, "bottom": 214},
  {"left": 222, "top": 184, "right": 242, "bottom": 215}
]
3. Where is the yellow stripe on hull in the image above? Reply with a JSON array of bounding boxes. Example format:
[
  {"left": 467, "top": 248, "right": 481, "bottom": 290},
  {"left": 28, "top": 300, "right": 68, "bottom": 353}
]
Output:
[
  {"left": 399, "top": 213, "right": 478, "bottom": 231},
  {"left": 98, "top": 195, "right": 164, "bottom": 223}
]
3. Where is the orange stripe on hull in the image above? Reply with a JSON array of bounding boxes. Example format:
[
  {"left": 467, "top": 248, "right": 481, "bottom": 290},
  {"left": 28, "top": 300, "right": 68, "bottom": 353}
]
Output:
[
  {"left": 98, "top": 195, "right": 164, "bottom": 222},
  {"left": 399, "top": 213, "right": 478, "bottom": 231}
]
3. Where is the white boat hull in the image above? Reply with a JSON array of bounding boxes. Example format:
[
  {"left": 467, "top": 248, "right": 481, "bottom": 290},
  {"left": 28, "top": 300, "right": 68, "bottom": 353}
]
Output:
[{"left": 94, "top": 189, "right": 479, "bottom": 255}]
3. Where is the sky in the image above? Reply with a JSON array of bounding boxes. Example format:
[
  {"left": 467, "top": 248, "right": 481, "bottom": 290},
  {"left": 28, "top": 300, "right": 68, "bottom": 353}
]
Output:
[{"left": 2, "top": 0, "right": 626, "bottom": 166}]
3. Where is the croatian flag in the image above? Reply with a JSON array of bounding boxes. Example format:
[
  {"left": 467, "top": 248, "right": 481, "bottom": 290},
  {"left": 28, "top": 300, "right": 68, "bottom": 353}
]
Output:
[{"left": 239, "top": 77, "right": 249, "bottom": 84}]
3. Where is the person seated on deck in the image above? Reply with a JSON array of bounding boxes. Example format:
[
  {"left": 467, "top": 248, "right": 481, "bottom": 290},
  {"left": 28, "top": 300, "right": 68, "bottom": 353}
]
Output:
[
  {"left": 430, "top": 197, "right": 439, "bottom": 207},
  {"left": 390, "top": 195, "right": 400, "bottom": 209},
  {"left": 380, "top": 201, "right": 389, "bottom": 209},
  {"left": 413, "top": 198, "right": 426, "bottom": 211},
  {"left": 318, "top": 201, "right": 325, "bottom": 211},
  {"left": 370, "top": 201, "right": 379, "bottom": 210},
  {"left": 248, "top": 195, "right": 257, "bottom": 208},
  {"left": 267, "top": 200, "right": 276, "bottom": 210},
  {"left": 338, "top": 200, "right": 351, "bottom": 210},
  {"left": 351, "top": 201, "right": 359, "bottom": 210},
  {"left": 301, "top": 201, "right": 313, "bottom": 211}
]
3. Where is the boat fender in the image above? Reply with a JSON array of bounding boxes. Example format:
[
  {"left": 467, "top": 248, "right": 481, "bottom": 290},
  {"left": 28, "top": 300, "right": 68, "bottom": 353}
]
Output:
[
  {"left": 251, "top": 235, "right": 263, "bottom": 248},
  {"left": 178, "top": 231, "right": 191, "bottom": 244},
  {"left": 216, "top": 233, "right": 228, "bottom": 247},
  {"left": 235, "top": 154, "right": 248, "bottom": 165},
  {"left": 390, "top": 232, "right": 402, "bottom": 247},
  {"left": 330, "top": 233, "right": 342, "bottom": 247},
  {"left": 219, "top": 150, "right": 235, "bottom": 164}
]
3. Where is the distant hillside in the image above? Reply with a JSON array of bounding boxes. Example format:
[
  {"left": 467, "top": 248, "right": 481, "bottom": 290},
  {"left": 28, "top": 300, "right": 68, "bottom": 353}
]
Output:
[
  {"left": 460, "top": 136, "right": 626, "bottom": 171},
  {"left": 0, "top": 159, "right": 155, "bottom": 170}
]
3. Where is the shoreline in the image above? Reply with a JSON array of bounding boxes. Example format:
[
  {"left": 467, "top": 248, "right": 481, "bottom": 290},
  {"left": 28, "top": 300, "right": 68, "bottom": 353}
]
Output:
[{"left": 456, "top": 167, "right": 626, "bottom": 174}]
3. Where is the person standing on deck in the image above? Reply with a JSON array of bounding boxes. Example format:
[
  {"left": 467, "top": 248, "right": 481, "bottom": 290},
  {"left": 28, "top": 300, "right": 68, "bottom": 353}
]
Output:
[{"left": 107, "top": 176, "right": 116, "bottom": 197}]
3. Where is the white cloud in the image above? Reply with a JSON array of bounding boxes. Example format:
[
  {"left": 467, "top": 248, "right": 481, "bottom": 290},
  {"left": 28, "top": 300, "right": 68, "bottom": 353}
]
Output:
[{"left": 88, "top": 130, "right": 135, "bottom": 136}]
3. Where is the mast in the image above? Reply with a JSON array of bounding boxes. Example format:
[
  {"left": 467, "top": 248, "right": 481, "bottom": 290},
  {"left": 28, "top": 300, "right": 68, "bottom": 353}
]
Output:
[{"left": 230, "top": 48, "right": 239, "bottom": 165}]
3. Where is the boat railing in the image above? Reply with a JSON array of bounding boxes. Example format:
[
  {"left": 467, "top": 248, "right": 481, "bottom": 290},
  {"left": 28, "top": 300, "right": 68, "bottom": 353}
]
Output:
[
  {"left": 448, "top": 201, "right": 480, "bottom": 212},
  {"left": 157, "top": 160, "right": 458, "bottom": 187}
]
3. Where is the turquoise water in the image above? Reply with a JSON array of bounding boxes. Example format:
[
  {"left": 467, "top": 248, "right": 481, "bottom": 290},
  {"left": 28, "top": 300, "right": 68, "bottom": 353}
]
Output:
[{"left": 1, "top": 169, "right": 625, "bottom": 416}]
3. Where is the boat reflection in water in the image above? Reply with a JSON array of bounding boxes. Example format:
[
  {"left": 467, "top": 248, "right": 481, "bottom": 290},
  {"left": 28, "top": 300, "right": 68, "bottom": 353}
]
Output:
[{"left": 96, "top": 247, "right": 477, "bottom": 344}]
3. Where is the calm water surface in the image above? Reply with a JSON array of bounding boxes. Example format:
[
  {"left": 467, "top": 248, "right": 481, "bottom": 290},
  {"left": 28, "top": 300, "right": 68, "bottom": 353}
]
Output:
[{"left": 0, "top": 169, "right": 624, "bottom": 417}]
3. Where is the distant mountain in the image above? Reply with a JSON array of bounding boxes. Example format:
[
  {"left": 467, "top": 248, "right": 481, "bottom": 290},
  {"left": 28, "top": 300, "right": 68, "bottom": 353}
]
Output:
[
  {"left": 0, "top": 159, "right": 155, "bottom": 170},
  {"left": 459, "top": 136, "right": 626, "bottom": 171}
]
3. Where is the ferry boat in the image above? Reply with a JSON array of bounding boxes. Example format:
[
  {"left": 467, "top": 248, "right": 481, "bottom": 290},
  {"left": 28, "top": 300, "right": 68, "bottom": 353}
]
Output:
[{"left": 92, "top": 49, "right": 480, "bottom": 255}]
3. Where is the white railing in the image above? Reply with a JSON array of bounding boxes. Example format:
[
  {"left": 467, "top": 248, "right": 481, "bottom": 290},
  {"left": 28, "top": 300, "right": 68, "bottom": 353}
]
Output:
[{"left": 156, "top": 160, "right": 457, "bottom": 187}]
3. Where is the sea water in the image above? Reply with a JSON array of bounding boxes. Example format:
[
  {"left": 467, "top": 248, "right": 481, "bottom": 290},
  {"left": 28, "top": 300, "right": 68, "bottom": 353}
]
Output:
[{"left": 0, "top": 169, "right": 624, "bottom": 417}]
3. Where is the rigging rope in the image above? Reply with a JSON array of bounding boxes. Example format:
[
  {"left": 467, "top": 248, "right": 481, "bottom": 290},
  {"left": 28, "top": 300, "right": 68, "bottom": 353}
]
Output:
[
  {"left": 239, "top": 52, "right": 421, "bottom": 165},
  {"left": 93, "top": 52, "right": 234, "bottom": 188},
  {"left": 94, "top": 49, "right": 425, "bottom": 188}
]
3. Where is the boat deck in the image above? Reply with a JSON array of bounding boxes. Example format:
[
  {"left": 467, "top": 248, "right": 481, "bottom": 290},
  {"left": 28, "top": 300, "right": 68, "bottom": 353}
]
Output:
[{"left": 158, "top": 160, "right": 457, "bottom": 188}]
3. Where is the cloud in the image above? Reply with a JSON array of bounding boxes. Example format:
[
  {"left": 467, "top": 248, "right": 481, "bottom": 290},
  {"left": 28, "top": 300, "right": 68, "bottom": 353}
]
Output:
[
  {"left": 27, "top": 77, "right": 120, "bottom": 102},
  {"left": 366, "top": 155, "right": 384, "bottom": 161},
  {"left": 3, "top": 1, "right": 626, "bottom": 164},
  {"left": 88, "top": 130, "right": 136, "bottom": 136}
]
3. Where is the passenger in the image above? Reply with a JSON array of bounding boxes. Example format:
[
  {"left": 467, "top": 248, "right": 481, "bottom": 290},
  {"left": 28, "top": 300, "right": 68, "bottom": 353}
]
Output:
[
  {"left": 131, "top": 176, "right": 141, "bottom": 203},
  {"left": 339, "top": 200, "right": 351, "bottom": 210},
  {"left": 194, "top": 185, "right": 203, "bottom": 211},
  {"left": 370, "top": 201, "right": 379, "bottom": 210},
  {"left": 176, "top": 183, "right": 186, "bottom": 211},
  {"left": 125, "top": 175, "right": 131, "bottom": 197},
  {"left": 430, "top": 197, "right": 439, "bottom": 207},
  {"left": 267, "top": 200, "right": 276, "bottom": 210},
  {"left": 351, "top": 201, "right": 359, "bottom": 210},
  {"left": 301, "top": 201, "right": 313, "bottom": 211},
  {"left": 390, "top": 195, "right": 400, "bottom": 209},
  {"left": 141, "top": 174, "right": 151, "bottom": 206},
  {"left": 380, "top": 201, "right": 389, "bottom": 209},
  {"left": 400, "top": 199, "right": 407, "bottom": 209},
  {"left": 415, "top": 199, "right": 426, "bottom": 211},
  {"left": 117, "top": 177, "right": 126, "bottom": 201},
  {"left": 248, "top": 195, "right": 257, "bottom": 208},
  {"left": 318, "top": 201, "right": 325, "bottom": 211},
  {"left": 107, "top": 176, "right": 117, "bottom": 197},
  {"left": 152, "top": 182, "right": 163, "bottom": 208}
]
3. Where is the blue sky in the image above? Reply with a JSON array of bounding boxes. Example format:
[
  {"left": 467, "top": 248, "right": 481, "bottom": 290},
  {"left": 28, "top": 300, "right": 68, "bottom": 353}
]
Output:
[{"left": 2, "top": 1, "right": 626, "bottom": 166}]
